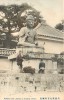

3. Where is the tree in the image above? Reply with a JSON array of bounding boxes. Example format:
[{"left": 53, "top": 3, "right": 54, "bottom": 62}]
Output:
[
  {"left": 55, "top": 23, "right": 63, "bottom": 30},
  {"left": 0, "top": 4, "right": 41, "bottom": 48}
]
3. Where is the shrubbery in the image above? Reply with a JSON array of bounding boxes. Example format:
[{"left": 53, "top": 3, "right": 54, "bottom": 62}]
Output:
[{"left": 23, "top": 66, "right": 35, "bottom": 74}]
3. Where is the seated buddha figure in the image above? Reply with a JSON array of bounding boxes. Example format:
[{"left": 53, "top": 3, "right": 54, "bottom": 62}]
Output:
[{"left": 17, "top": 14, "right": 38, "bottom": 47}]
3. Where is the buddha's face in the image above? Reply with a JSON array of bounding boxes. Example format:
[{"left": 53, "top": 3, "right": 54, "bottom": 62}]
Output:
[
  {"left": 26, "top": 19, "right": 34, "bottom": 28},
  {"left": 19, "top": 51, "right": 21, "bottom": 55}
]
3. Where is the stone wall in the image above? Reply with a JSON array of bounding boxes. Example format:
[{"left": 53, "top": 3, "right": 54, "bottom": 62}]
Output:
[
  {"left": 38, "top": 39, "right": 63, "bottom": 54},
  {"left": 10, "top": 59, "right": 58, "bottom": 74},
  {"left": 0, "top": 73, "right": 64, "bottom": 95}
]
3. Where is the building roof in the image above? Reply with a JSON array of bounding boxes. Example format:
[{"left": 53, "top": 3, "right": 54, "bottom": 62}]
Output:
[
  {"left": 36, "top": 23, "right": 64, "bottom": 39},
  {"left": 11, "top": 23, "right": 64, "bottom": 40}
]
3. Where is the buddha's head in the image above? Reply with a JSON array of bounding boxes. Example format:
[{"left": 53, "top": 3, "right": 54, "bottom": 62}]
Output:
[{"left": 26, "top": 15, "right": 35, "bottom": 28}]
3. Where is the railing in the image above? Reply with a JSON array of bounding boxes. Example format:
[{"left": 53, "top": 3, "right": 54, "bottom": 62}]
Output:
[
  {"left": 0, "top": 47, "right": 61, "bottom": 59},
  {"left": 0, "top": 48, "right": 16, "bottom": 57}
]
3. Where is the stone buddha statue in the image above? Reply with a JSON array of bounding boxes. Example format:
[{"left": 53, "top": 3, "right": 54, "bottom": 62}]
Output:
[{"left": 17, "top": 14, "right": 38, "bottom": 47}]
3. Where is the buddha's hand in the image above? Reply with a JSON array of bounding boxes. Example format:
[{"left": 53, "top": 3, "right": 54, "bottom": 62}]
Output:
[
  {"left": 25, "top": 32, "right": 30, "bottom": 38},
  {"left": 35, "top": 41, "right": 38, "bottom": 46}
]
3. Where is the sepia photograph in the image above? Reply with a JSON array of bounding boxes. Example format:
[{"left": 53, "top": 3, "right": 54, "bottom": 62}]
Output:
[{"left": 0, "top": 0, "right": 64, "bottom": 99}]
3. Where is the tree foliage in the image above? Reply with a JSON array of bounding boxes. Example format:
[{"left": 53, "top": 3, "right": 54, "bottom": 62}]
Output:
[{"left": 55, "top": 23, "right": 63, "bottom": 31}]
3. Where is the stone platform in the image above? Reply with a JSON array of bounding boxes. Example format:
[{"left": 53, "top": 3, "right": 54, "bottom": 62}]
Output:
[{"left": 0, "top": 73, "right": 64, "bottom": 95}]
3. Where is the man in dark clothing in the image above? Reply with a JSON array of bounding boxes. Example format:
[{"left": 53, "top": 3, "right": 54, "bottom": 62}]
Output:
[
  {"left": 38, "top": 59, "right": 45, "bottom": 73},
  {"left": 16, "top": 50, "right": 23, "bottom": 71}
]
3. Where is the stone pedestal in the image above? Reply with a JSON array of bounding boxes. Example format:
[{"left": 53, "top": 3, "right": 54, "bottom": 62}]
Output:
[
  {"left": 52, "top": 61, "right": 58, "bottom": 74},
  {"left": 45, "top": 60, "right": 53, "bottom": 74},
  {"left": 16, "top": 45, "right": 44, "bottom": 55}
]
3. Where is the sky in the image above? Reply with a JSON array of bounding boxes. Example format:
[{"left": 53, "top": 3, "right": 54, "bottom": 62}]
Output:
[{"left": 0, "top": 0, "right": 64, "bottom": 27}]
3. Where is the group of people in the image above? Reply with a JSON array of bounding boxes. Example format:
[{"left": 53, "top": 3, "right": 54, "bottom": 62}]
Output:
[{"left": 16, "top": 14, "right": 45, "bottom": 73}]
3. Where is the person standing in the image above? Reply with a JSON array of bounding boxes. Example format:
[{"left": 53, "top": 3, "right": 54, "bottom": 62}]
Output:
[
  {"left": 16, "top": 50, "right": 23, "bottom": 72},
  {"left": 38, "top": 59, "right": 45, "bottom": 74}
]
